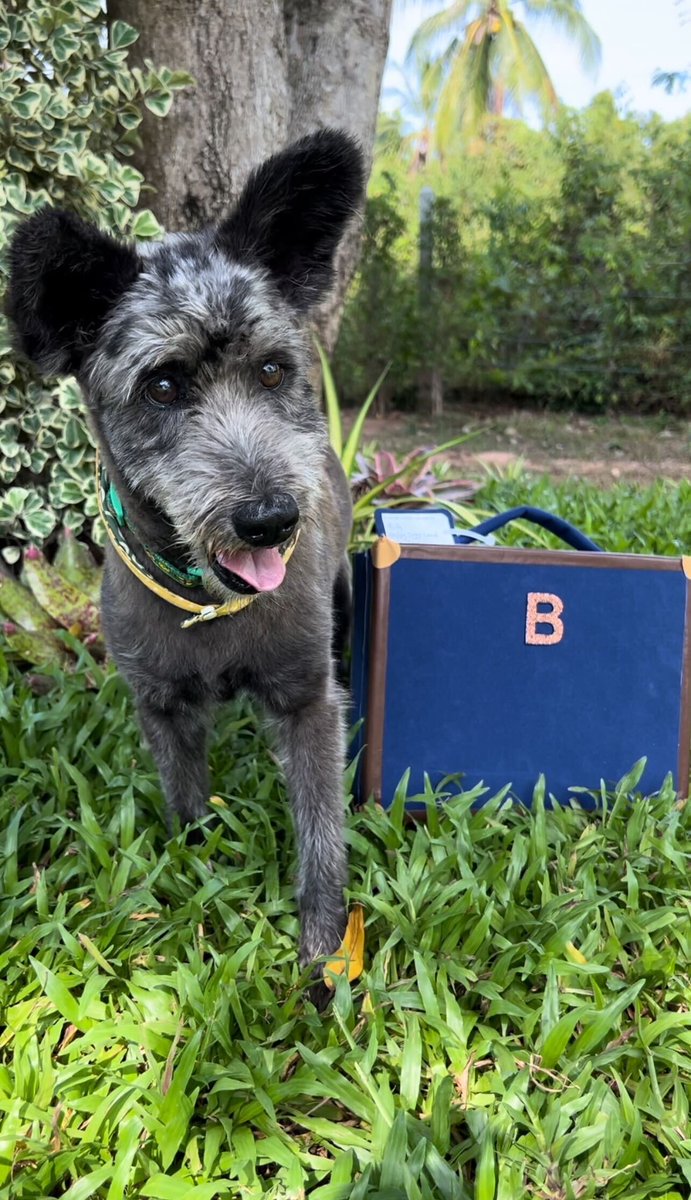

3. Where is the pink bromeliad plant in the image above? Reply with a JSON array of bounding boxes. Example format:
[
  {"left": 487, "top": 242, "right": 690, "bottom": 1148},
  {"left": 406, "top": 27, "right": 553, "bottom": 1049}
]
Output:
[
  {"left": 349, "top": 446, "right": 480, "bottom": 549},
  {"left": 352, "top": 447, "right": 479, "bottom": 504},
  {"left": 316, "top": 342, "right": 480, "bottom": 548}
]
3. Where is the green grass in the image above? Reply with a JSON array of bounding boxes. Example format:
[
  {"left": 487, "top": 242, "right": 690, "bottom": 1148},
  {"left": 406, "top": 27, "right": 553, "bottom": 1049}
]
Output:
[
  {"left": 474, "top": 473, "right": 691, "bottom": 557},
  {"left": 1, "top": 474, "right": 691, "bottom": 1199}
]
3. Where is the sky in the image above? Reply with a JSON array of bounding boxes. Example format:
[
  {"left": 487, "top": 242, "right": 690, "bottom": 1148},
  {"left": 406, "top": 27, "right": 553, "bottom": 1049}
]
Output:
[{"left": 382, "top": 0, "right": 691, "bottom": 124}]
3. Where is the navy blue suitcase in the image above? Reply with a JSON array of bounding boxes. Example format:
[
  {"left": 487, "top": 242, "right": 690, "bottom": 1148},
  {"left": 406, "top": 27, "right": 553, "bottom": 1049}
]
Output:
[{"left": 351, "top": 507, "right": 691, "bottom": 809}]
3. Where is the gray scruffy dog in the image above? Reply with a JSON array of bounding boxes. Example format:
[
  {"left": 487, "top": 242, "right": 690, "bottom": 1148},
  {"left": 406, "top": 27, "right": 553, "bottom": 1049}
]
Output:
[{"left": 7, "top": 129, "right": 364, "bottom": 983}]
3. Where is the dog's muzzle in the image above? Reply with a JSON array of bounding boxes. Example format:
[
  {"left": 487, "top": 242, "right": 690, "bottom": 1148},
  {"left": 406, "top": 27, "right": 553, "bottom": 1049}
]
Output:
[{"left": 211, "top": 493, "right": 300, "bottom": 595}]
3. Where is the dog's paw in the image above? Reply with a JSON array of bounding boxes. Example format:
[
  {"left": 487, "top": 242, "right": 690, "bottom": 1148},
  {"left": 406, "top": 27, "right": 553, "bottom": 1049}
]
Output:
[
  {"left": 178, "top": 804, "right": 224, "bottom": 846},
  {"left": 308, "top": 977, "right": 334, "bottom": 1011},
  {"left": 300, "top": 906, "right": 365, "bottom": 1007},
  {"left": 299, "top": 910, "right": 347, "bottom": 973}
]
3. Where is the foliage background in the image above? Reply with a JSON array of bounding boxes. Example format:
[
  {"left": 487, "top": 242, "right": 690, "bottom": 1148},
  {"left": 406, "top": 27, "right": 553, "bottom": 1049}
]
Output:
[
  {"left": 0, "top": 0, "right": 190, "bottom": 556},
  {"left": 335, "top": 94, "right": 691, "bottom": 416}
]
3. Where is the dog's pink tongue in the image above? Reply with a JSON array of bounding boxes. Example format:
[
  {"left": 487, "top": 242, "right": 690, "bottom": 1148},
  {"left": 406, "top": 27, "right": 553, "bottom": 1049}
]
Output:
[{"left": 217, "top": 547, "right": 286, "bottom": 592}]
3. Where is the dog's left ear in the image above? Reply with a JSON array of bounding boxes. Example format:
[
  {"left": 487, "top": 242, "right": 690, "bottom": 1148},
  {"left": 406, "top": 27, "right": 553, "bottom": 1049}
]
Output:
[{"left": 216, "top": 129, "right": 365, "bottom": 311}]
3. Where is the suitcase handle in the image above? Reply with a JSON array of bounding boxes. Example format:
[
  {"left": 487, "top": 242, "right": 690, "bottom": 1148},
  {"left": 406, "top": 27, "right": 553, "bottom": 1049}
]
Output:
[{"left": 458, "top": 506, "right": 603, "bottom": 552}]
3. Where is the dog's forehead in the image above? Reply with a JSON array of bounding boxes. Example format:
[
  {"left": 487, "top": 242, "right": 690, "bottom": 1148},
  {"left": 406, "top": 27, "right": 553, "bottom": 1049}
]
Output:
[
  {"left": 91, "top": 234, "right": 304, "bottom": 400},
  {"left": 134, "top": 233, "right": 277, "bottom": 335}
]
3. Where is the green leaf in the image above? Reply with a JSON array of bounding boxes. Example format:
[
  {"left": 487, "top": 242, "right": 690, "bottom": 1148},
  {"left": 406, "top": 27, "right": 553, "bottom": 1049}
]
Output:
[
  {"left": 341, "top": 361, "right": 391, "bottom": 480},
  {"left": 52, "top": 32, "right": 81, "bottom": 62},
  {"left": 141, "top": 1180, "right": 230, "bottom": 1199},
  {"left": 3, "top": 486, "right": 29, "bottom": 513},
  {"left": 539, "top": 1008, "right": 583, "bottom": 1070},
  {"left": 130, "top": 208, "right": 163, "bottom": 238},
  {"left": 145, "top": 91, "right": 173, "bottom": 117},
  {"left": 13, "top": 92, "right": 43, "bottom": 120},
  {"left": 474, "top": 1124, "right": 496, "bottom": 1200},
  {"left": 106, "top": 1117, "right": 143, "bottom": 1200},
  {"left": 30, "top": 957, "right": 81, "bottom": 1024},
  {"left": 380, "top": 1111, "right": 408, "bottom": 1190},
  {"left": 400, "top": 1012, "right": 422, "bottom": 1110},
  {"left": 110, "top": 20, "right": 139, "bottom": 49},
  {"left": 570, "top": 980, "right": 645, "bottom": 1058},
  {"left": 23, "top": 508, "right": 58, "bottom": 539},
  {"left": 62, "top": 1167, "right": 114, "bottom": 1200},
  {"left": 316, "top": 339, "right": 342, "bottom": 460}
]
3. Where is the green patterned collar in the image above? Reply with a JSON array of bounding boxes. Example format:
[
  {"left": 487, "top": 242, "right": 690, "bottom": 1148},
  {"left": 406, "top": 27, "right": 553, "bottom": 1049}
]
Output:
[{"left": 98, "top": 463, "right": 205, "bottom": 590}]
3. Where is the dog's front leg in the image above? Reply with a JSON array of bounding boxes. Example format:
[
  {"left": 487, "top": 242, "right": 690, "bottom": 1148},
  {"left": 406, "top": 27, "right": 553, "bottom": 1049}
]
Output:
[
  {"left": 136, "top": 694, "right": 212, "bottom": 828},
  {"left": 271, "top": 679, "right": 348, "bottom": 969}
]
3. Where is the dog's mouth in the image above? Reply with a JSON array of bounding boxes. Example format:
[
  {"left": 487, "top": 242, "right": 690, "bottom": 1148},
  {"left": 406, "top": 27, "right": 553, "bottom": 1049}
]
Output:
[{"left": 210, "top": 546, "right": 288, "bottom": 595}]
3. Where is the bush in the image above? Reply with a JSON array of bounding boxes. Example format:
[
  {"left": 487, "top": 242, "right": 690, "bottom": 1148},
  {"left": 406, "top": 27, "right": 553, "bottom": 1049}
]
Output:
[
  {"left": 0, "top": 0, "right": 190, "bottom": 559},
  {"left": 335, "top": 96, "right": 691, "bottom": 415}
]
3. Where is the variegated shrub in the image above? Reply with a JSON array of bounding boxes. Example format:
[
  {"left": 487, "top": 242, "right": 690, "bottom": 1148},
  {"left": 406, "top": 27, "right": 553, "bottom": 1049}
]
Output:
[{"left": 0, "top": 0, "right": 190, "bottom": 560}]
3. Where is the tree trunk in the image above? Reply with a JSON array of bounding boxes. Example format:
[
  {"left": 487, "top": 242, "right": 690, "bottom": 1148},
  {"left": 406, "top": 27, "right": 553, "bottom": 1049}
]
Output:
[
  {"left": 429, "top": 367, "right": 444, "bottom": 416},
  {"left": 109, "top": 0, "right": 290, "bottom": 230},
  {"left": 283, "top": 0, "right": 393, "bottom": 349},
  {"left": 108, "top": 0, "right": 392, "bottom": 349}
]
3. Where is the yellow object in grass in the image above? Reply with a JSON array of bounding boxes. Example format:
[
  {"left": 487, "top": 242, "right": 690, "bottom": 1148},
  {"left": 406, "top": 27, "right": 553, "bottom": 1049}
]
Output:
[
  {"left": 565, "top": 940, "right": 588, "bottom": 964},
  {"left": 324, "top": 905, "right": 365, "bottom": 988}
]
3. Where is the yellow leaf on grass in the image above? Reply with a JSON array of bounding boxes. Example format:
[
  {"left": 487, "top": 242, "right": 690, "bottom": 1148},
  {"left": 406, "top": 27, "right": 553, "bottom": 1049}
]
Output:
[
  {"left": 565, "top": 940, "right": 588, "bottom": 964},
  {"left": 324, "top": 905, "right": 365, "bottom": 988}
]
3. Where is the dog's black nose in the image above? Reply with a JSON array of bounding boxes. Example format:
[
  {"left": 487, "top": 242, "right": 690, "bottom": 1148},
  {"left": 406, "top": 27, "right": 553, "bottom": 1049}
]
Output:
[{"left": 233, "top": 495, "right": 299, "bottom": 548}]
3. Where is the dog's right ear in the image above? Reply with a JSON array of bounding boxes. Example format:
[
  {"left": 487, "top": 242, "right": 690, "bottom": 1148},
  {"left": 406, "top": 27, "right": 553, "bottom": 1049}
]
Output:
[{"left": 6, "top": 207, "right": 140, "bottom": 376}]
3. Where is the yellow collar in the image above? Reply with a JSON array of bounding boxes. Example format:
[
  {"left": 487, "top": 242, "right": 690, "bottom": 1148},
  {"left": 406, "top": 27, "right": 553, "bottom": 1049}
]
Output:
[{"left": 96, "top": 456, "right": 299, "bottom": 629}]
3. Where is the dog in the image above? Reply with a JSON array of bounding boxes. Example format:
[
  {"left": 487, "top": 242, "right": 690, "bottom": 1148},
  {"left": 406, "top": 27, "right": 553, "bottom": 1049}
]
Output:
[{"left": 7, "top": 128, "right": 365, "bottom": 985}]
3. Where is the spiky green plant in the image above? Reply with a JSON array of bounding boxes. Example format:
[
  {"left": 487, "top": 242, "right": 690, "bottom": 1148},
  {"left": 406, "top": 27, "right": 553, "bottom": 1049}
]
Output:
[{"left": 318, "top": 344, "right": 479, "bottom": 547}]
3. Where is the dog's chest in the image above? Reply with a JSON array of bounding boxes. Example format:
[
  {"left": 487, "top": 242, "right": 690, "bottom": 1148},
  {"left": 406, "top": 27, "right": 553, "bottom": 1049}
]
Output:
[{"left": 103, "top": 549, "right": 328, "bottom": 714}]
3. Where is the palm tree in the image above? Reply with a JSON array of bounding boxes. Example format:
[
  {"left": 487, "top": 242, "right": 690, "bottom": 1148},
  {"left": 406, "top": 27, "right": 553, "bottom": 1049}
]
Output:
[
  {"left": 652, "top": 67, "right": 689, "bottom": 95},
  {"left": 407, "top": 0, "right": 601, "bottom": 147},
  {"left": 382, "top": 50, "right": 447, "bottom": 168}
]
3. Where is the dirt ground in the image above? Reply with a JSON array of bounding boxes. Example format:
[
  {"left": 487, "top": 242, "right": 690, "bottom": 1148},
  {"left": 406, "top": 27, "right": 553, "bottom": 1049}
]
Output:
[{"left": 353, "top": 405, "right": 691, "bottom": 487}]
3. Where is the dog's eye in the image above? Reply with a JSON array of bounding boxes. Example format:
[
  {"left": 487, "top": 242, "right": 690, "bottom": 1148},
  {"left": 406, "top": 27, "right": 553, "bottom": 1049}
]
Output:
[
  {"left": 259, "top": 362, "right": 284, "bottom": 390},
  {"left": 146, "top": 376, "right": 180, "bottom": 406}
]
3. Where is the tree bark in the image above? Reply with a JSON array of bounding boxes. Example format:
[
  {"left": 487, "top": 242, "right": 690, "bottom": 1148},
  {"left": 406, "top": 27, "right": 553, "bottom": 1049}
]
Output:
[
  {"left": 283, "top": 0, "right": 393, "bottom": 349},
  {"left": 108, "top": 0, "right": 392, "bottom": 348},
  {"left": 108, "top": 0, "right": 290, "bottom": 229}
]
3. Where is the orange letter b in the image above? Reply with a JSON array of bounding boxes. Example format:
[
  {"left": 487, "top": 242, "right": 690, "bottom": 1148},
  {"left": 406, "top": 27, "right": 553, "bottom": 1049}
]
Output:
[{"left": 525, "top": 592, "right": 564, "bottom": 645}]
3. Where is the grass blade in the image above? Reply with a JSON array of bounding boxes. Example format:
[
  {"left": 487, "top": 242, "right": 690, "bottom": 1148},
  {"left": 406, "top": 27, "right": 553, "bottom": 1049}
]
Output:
[
  {"left": 341, "top": 361, "right": 391, "bottom": 480},
  {"left": 315, "top": 339, "right": 342, "bottom": 459}
]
